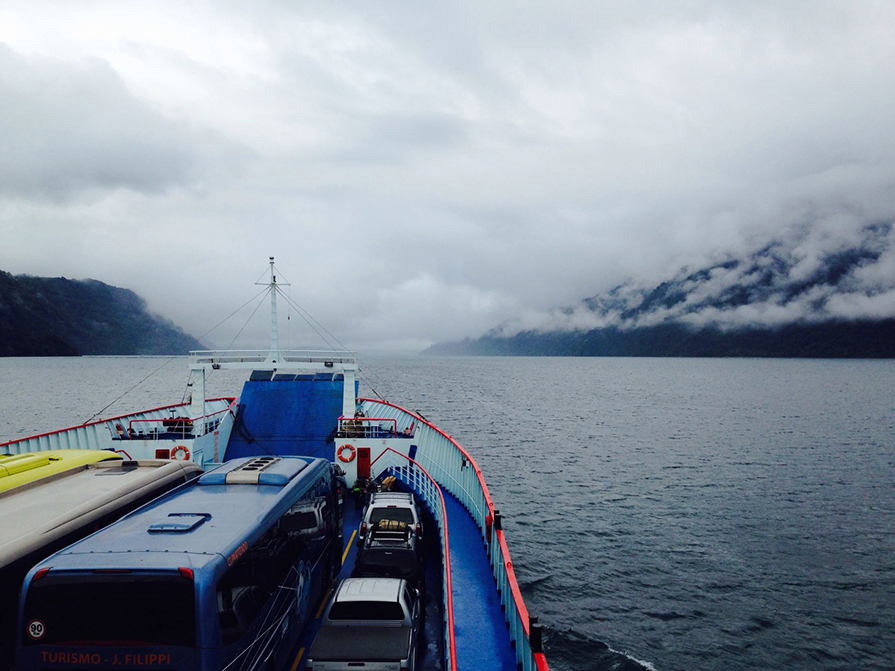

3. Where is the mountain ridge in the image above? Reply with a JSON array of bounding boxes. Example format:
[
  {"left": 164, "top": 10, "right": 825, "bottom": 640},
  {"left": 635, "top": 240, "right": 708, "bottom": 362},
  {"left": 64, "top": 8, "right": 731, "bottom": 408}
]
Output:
[
  {"left": 425, "top": 319, "right": 895, "bottom": 358},
  {"left": 426, "top": 222, "right": 895, "bottom": 357},
  {"left": 0, "top": 271, "right": 203, "bottom": 356}
]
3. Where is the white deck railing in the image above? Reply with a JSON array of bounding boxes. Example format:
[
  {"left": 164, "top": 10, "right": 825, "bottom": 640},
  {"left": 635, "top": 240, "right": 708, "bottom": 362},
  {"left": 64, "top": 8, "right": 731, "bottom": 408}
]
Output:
[
  {"left": 0, "top": 398, "right": 236, "bottom": 455},
  {"left": 190, "top": 350, "right": 356, "bottom": 367}
]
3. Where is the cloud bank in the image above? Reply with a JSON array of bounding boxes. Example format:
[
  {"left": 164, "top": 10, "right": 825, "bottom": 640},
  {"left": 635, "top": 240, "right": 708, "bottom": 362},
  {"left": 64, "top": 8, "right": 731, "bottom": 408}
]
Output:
[
  {"left": 492, "top": 221, "right": 895, "bottom": 336},
  {"left": 0, "top": 45, "right": 244, "bottom": 201},
  {"left": 1, "top": 2, "right": 895, "bottom": 351}
]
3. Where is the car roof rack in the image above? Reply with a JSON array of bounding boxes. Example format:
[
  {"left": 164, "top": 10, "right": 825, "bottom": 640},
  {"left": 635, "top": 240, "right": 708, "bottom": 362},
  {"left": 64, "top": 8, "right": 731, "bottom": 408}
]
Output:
[{"left": 369, "top": 519, "right": 412, "bottom": 544}]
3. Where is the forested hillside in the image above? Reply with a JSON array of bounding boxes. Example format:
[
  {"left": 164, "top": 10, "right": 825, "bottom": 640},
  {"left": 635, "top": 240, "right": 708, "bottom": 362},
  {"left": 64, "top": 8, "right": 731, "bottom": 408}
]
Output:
[{"left": 0, "top": 271, "right": 203, "bottom": 356}]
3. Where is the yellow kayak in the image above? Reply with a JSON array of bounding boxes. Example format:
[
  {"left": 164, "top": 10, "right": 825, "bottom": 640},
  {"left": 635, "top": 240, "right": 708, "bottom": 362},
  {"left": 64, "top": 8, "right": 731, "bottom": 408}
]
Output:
[{"left": 0, "top": 449, "right": 123, "bottom": 492}]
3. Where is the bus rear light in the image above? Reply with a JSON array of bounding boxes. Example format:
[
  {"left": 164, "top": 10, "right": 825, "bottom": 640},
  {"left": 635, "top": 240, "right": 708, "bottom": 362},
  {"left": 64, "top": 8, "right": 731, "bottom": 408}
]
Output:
[
  {"left": 32, "top": 568, "right": 50, "bottom": 582},
  {"left": 178, "top": 567, "right": 194, "bottom": 580}
]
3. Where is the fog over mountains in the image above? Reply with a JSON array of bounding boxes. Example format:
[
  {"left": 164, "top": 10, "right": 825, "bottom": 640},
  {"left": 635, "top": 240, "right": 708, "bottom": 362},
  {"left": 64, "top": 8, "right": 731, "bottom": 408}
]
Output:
[{"left": 428, "top": 222, "right": 895, "bottom": 357}]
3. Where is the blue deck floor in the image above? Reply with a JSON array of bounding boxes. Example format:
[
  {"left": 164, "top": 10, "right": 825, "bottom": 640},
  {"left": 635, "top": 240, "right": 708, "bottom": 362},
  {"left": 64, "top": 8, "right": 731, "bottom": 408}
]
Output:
[
  {"left": 287, "top": 500, "right": 445, "bottom": 670},
  {"left": 288, "top": 491, "right": 517, "bottom": 671},
  {"left": 443, "top": 492, "right": 516, "bottom": 671}
]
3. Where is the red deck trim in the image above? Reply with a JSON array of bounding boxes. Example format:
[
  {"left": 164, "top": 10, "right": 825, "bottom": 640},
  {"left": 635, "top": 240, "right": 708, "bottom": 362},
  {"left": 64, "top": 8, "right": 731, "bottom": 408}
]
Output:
[
  {"left": 369, "top": 446, "right": 457, "bottom": 671},
  {"left": 496, "top": 528, "right": 531, "bottom": 623}
]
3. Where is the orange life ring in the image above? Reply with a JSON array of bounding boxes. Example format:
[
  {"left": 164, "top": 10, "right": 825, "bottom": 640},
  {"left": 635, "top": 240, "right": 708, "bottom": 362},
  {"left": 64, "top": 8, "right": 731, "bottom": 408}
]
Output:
[
  {"left": 172, "top": 444, "right": 191, "bottom": 461},
  {"left": 337, "top": 444, "right": 356, "bottom": 463}
]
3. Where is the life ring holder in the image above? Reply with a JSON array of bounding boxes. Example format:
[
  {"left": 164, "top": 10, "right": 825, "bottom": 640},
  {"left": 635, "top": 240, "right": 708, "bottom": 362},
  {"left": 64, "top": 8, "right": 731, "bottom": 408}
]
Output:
[
  {"left": 338, "top": 444, "right": 356, "bottom": 463},
  {"left": 172, "top": 444, "right": 191, "bottom": 461}
]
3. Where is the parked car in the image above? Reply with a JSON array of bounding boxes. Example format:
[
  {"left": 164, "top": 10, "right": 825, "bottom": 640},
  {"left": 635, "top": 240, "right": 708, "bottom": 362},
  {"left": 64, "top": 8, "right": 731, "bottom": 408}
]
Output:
[
  {"left": 358, "top": 491, "right": 423, "bottom": 543},
  {"left": 353, "top": 517, "right": 425, "bottom": 602},
  {"left": 305, "top": 577, "right": 422, "bottom": 671}
]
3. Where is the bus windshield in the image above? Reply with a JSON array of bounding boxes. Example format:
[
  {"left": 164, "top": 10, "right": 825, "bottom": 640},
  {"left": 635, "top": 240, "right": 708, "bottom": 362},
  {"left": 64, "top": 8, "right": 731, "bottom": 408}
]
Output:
[{"left": 22, "top": 572, "right": 195, "bottom": 647}]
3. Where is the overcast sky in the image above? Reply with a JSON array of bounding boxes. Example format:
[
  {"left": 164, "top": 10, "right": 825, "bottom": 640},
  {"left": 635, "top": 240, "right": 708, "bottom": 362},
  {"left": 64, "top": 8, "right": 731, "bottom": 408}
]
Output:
[{"left": 2, "top": 1, "right": 894, "bottom": 352}]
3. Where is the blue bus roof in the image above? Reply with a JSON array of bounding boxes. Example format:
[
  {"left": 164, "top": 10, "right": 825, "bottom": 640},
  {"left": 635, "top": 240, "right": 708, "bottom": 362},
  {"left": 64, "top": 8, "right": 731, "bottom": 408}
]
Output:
[{"left": 32, "top": 456, "right": 332, "bottom": 574}]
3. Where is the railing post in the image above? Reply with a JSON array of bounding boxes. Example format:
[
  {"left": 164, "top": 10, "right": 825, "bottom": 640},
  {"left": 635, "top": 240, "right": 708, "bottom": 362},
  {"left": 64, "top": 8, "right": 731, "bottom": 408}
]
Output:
[{"left": 530, "top": 615, "right": 543, "bottom": 654}]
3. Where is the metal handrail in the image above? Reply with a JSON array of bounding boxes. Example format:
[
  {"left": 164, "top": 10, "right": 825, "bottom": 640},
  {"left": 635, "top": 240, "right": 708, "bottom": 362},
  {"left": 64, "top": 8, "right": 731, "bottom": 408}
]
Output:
[
  {"left": 190, "top": 350, "right": 356, "bottom": 365},
  {"left": 363, "top": 399, "right": 550, "bottom": 671},
  {"left": 122, "top": 405, "right": 231, "bottom": 437},
  {"left": 1, "top": 398, "right": 237, "bottom": 450},
  {"left": 368, "top": 448, "right": 457, "bottom": 671}
]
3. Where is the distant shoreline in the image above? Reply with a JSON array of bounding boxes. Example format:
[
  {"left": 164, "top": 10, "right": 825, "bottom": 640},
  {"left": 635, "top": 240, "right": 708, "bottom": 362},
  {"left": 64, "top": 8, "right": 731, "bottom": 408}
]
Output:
[{"left": 424, "top": 319, "right": 895, "bottom": 359}]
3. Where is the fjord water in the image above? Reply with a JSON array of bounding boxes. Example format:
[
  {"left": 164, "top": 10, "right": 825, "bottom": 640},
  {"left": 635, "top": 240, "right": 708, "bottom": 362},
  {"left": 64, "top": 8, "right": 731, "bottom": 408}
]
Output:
[{"left": 1, "top": 356, "right": 893, "bottom": 671}]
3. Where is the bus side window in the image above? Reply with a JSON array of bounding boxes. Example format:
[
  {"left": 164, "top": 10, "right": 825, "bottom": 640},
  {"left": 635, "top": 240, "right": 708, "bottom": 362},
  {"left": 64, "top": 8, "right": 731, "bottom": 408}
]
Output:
[
  {"left": 216, "top": 522, "right": 302, "bottom": 646},
  {"left": 282, "top": 497, "right": 326, "bottom": 540}
]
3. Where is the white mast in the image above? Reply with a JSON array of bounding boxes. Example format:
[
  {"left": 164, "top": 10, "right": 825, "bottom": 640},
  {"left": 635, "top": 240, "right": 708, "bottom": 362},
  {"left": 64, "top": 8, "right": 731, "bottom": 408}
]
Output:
[
  {"left": 257, "top": 256, "right": 289, "bottom": 364},
  {"left": 192, "top": 258, "right": 356, "bottom": 420}
]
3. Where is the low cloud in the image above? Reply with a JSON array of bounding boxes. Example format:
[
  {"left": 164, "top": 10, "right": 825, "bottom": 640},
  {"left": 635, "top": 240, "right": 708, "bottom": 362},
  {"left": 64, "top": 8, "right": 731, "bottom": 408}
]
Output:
[
  {"left": 2, "top": 4, "right": 895, "bottom": 351},
  {"left": 492, "top": 220, "right": 895, "bottom": 336},
  {"left": 0, "top": 44, "right": 246, "bottom": 201}
]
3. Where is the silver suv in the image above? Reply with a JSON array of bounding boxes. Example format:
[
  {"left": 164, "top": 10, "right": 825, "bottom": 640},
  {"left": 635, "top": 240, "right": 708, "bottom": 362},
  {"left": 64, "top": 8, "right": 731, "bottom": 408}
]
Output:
[
  {"left": 358, "top": 492, "right": 423, "bottom": 542},
  {"left": 306, "top": 577, "right": 422, "bottom": 671}
]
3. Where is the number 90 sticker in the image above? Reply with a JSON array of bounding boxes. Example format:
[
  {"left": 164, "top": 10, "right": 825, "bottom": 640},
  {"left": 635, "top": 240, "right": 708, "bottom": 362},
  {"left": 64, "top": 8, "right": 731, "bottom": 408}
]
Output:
[{"left": 27, "top": 619, "right": 46, "bottom": 640}]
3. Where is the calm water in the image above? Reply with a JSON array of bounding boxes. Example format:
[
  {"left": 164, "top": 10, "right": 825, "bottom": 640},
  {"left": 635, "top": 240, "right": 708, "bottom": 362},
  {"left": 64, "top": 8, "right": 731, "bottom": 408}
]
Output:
[{"left": 2, "top": 356, "right": 894, "bottom": 671}]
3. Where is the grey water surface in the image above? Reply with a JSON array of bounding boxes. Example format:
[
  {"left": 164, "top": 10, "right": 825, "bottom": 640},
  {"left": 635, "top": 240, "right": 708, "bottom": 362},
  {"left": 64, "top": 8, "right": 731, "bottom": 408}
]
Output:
[{"left": 1, "top": 355, "right": 893, "bottom": 671}]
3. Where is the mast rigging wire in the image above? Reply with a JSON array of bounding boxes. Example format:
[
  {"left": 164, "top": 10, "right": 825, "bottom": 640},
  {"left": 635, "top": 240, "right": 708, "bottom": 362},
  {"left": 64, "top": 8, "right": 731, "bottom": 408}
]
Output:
[
  {"left": 193, "top": 287, "right": 271, "bottom": 345},
  {"left": 273, "top": 287, "right": 388, "bottom": 401},
  {"left": 82, "top": 357, "right": 181, "bottom": 424}
]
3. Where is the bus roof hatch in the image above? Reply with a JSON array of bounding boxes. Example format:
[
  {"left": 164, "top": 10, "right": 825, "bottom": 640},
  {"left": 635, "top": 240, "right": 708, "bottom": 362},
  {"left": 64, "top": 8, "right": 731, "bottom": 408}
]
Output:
[{"left": 199, "top": 456, "right": 310, "bottom": 486}]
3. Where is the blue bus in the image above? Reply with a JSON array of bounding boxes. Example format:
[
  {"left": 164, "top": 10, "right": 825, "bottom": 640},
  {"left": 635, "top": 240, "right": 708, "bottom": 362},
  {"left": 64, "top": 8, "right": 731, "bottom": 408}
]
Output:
[
  {"left": 0, "top": 459, "right": 202, "bottom": 671},
  {"left": 16, "top": 456, "right": 344, "bottom": 671}
]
